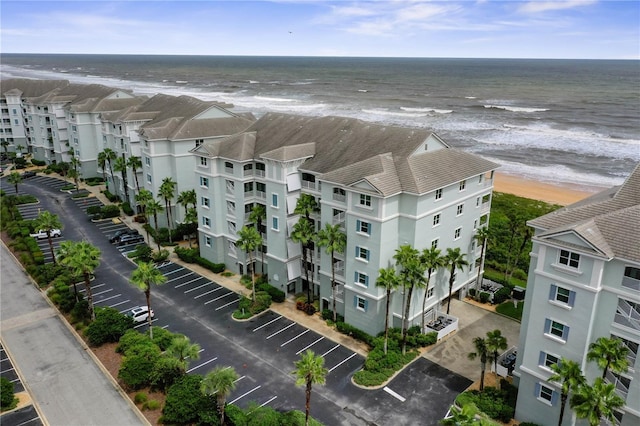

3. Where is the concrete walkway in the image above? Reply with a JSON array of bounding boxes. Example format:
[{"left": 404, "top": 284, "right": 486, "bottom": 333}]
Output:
[{"left": 0, "top": 243, "right": 147, "bottom": 426}]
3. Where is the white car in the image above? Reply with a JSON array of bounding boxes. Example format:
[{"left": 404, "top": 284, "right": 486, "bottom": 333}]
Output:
[
  {"left": 126, "top": 306, "right": 154, "bottom": 323},
  {"left": 30, "top": 229, "right": 62, "bottom": 239}
]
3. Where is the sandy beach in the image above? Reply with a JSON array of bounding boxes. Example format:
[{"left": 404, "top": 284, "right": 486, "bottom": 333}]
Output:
[{"left": 493, "top": 172, "right": 605, "bottom": 206}]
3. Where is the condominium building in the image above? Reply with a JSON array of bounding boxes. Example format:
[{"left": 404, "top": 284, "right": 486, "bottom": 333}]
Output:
[
  {"left": 193, "top": 113, "right": 498, "bottom": 336},
  {"left": 514, "top": 164, "right": 640, "bottom": 426}
]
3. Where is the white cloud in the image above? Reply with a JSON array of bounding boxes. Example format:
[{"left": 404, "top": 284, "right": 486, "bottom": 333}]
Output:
[{"left": 518, "top": 0, "right": 596, "bottom": 14}]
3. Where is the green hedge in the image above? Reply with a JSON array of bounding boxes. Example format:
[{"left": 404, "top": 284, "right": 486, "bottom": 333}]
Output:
[
  {"left": 85, "top": 307, "right": 134, "bottom": 346},
  {"left": 257, "top": 282, "right": 285, "bottom": 303},
  {"left": 0, "top": 377, "right": 18, "bottom": 411},
  {"left": 174, "top": 247, "right": 225, "bottom": 273}
]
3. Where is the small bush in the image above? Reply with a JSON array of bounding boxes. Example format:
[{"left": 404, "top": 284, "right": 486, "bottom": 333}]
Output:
[
  {"left": 85, "top": 307, "right": 134, "bottom": 346},
  {"left": 86, "top": 205, "right": 102, "bottom": 216},
  {"left": 151, "top": 249, "right": 170, "bottom": 263},
  {"left": 0, "top": 377, "right": 18, "bottom": 411},
  {"left": 118, "top": 344, "right": 161, "bottom": 390},
  {"left": 150, "top": 356, "right": 185, "bottom": 392},
  {"left": 479, "top": 291, "right": 491, "bottom": 304},
  {"left": 121, "top": 202, "right": 134, "bottom": 216},
  {"left": 493, "top": 286, "right": 512, "bottom": 304},
  {"left": 101, "top": 204, "right": 120, "bottom": 219},
  {"left": 117, "top": 329, "right": 152, "bottom": 354},
  {"left": 162, "top": 374, "right": 211, "bottom": 425},
  {"left": 143, "top": 399, "right": 161, "bottom": 411},
  {"left": 174, "top": 246, "right": 198, "bottom": 263},
  {"left": 134, "top": 392, "right": 148, "bottom": 404},
  {"left": 31, "top": 159, "right": 46, "bottom": 166},
  {"left": 152, "top": 327, "right": 178, "bottom": 351},
  {"left": 336, "top": 322, "right": 374, "bottom": 346},
  {"left": 257, "top": 282, "right": 285, "bottom": 303}
]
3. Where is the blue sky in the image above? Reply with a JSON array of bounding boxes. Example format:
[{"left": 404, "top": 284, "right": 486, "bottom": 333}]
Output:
[{"left": 1, "top": 1, "right": 638, "bottom": 59}]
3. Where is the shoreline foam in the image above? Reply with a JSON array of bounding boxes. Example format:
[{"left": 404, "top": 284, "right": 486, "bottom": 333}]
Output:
[{"left": 493, "top": 172, "right": 604, "bottom": 206}]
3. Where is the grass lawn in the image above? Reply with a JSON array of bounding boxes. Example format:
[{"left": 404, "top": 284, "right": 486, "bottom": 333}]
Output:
[{"left": 496, "top": 300, "right": 524, "bottom": 321}]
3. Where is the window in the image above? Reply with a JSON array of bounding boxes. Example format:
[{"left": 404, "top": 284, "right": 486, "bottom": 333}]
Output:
[
  {"left": 539, "top": 351, "right": 560, "bottom": 369},
  {"left": 433, "top": 214, "right": 441, "bottom": 226},
  {"left": 454, "top": 227, "right": 462, "bottom": 240},
  {"left": 255, "top": 162, "right": 266, "bottom": 177},
  {"left": 271, "top": 193, "right": 278, "bottom": 208},
  {"left": 355, "top": 296, "right": 368, "bottom": 312},
  {"left": 474, "top": 219, "right": 478, "bottom": 230},
  {"left": 456, "top": 203, "right": 464, "bottom": 216},
  {"left": 435, "top": 188, "right": 443, "bottom": 200},
  {"left": 146, "top": 174, "right": 152, "bottom": 184},
  {"left": 549, "top": 284, "right": 575, "bottom": 306},
  {"left": 536, "top": 383, "right": 557, "bottom": 405},
  {"left": 359, "top": 194, "right": 371, "bottom": 207},
  {"left": 200, "top": 176, "right": 209, "bottom": 188},
  {"left": 545, "top": 319, "right": 569, "bottom": 341},
  {"left": 431, "top": 239, "right": 439, "bottom": 249},
  {"left": 559, "top": 249, "right": 580, "bottom": 268},
  {"left": 145, "top": 156, "right": 150, "bottom": 166},
  {"left": 204, "top": 236, "right": 211, "bottom": 247},
  {"left": 244, "top": 182, "right": 254, "bottom": 193},
  {"left": 225, "top": 161, "right": 234, "bottom": 173},
  {"left": 354, "top": 272, "right": 369, "bottom": 287},
  {"left": 201, "top": 197, "right": 210, "bottom": 208},
  {"left": 356, "top": 246, "right": 370, "bottom": 262},
  {"left": 72, "top": 125, "right": 77, "bottom": 132},
  {"left": 199, "top": 157, "right": 208, "bottom": 166},
  {"left": 459, "top": 180, "right": 466, "bottom": 191},
  {"left": 195, "top": 138, "right": 203, "bottom": 147},
  {"left": 202, "top": 216, "right": 211, "bottom": 227},
  {"left": 357, "top": 220, "right": 370, "bottom": 235},
  {"left": 427, "top": 287, "right": 434, "bottom": 298},
  {"left": 333, "top": 187, "right": 346, "bottom": 202},
  {"left": 272, "top": 216, "right": 279, "bottom": 231}
]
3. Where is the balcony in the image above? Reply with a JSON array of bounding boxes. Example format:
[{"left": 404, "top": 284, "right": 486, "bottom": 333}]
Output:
[
  {"left": 301, "top": 180, "right": 317, "bottom": 191},
  {"left": 332, "top": 211, "right": 346, "bottom": 225},
  {"left": 332, "top": 192, "right": 346, "bottom": 203},
  {"left": 333, "top": 260, "right": 345, "bottom": 278},
  {"left": 614, "top": 298, "right": 640, "bottom": 331},
  {"left": 605, "top": 370, "right": 629, "bottom": 401},
  {"left": 255, "top": 169, "right": 265, "bottom": 178},
  {"left": 256, "top": 191, "right": 266, "bottom": 200}
]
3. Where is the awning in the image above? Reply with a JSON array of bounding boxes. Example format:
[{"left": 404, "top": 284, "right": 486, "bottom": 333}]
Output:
[
  {"left": 286, "top": 173, "right": 301, "bottom": 192},
  {"left": 287, "top": 261, "right": 301, "bottom": 281},
  {"left": 287, "top": 194, "right": 298, "bottom": 214}
]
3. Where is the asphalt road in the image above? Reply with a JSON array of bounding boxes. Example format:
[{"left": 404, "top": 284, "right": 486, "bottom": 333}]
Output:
[{"left": 1, "top": 174, "right": 473, "bottom": 425}]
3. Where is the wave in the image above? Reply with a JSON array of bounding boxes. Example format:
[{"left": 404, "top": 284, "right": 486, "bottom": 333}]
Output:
[
  {"left": 401, "top": 107, "right": 453, "bottom": 114},
  {"left": 362, "top": 108, "right": 429, "bottom": 118},
  {"left": 254, "top": 95, "right": 297, "bottom": 103},
  {"left": 484, "top": 105, "right": 549, "bottom": 113}
]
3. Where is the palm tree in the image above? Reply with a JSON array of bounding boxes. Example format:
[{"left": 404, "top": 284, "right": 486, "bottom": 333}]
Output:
[
  {"left": 468, "top": 336, "right": 492, "bottom": 391},
  {"left": 236, "top": 225, "right": 262, "bottom": 302},
  {"left": 1, "top": 139, "right": 9, "bottom": 155},
  {"left": 294, "top": 193, "right": 318, "bottom": 220},
  {"left": 473, "top": 227, "right": 491, "bottom": 299},
  {"left": 444, "top": 247, "right": 469, "bottom": 315},
  {"left": 177, "top": 189, "right": 197, "bottom": 217},
  {"left": 58, "top": 241, "right": 101, "bottom": 320},
  {"left": 135, "top": 188, "right": 154, "bottom": 241},
  {"left": 441, "top": 402, "right": 498, "bottom": 426},
  {"left": 113, "top": 155, "right": 129, "bottom": 202},
  {"left": 33, "top": 210, "right": 63, "bottom": 264},
  {"left": 393, "top": 245, "right": 426, "bottom": 355},
  {"left": 291, "top": 217, "right": 316, "bottom": 305},
  {"left": 485, "top": 329, "right": 507, "bottom": 378},
  {"left": 317, "top": 223, "right": 346, "bottom": 322},
  {"left": 7, "top": 172, "right": 22, "bottom": 194},
  {"left": 570, "top": 377, "right": 625, "bottom": 426},
  {"left": 67, "top": 167, "right": 80, "bottom": 193},
  {"left": 159, "top": 177, "right": 177, "bottom": 242},
  {"left": 201, "top": 366, "right": 239, "bottom": 426},
  {"left": 15, "top": 144, "right": 24, "bottom": 155},
  {"left": 56, "top": 241, "right": 80, "bottom": 299},
  {"left": 102, "top": 148, "right": 117, "bottom": 190},
  {"left": 129, "top": 261, "right": 167, "bottom": 338},
  {"left": 126, "top": 156, "right": 142, "bottom": 191},
  {"left": 146, "top": 199, "right": 164, "bottom": 251},
  {"left": 376, "top": 267, "right": 400, "bottom": 354},
  {"left": 586, "top": 336, "right": 629, "bottom": 379},
  {"left": 549, "top": 358, "right": 586, "bottom": 426},
  {"left": 168, "top": 335, "right": 201, "bottom": 368},
  {"left": 184, "top": 207, "right": 198, "bottom": 248},
  {"left": 420, "top": 246, "right": 445, "bottom": 332},
  {"left": 248, "top": 204, "right": 267, "bottom": 274},
  {"left": 293, "top": 350, "right": 327, "bottom": 426},
  {"left": 97, "top": 151, "right": 108, "bottom": 188}
]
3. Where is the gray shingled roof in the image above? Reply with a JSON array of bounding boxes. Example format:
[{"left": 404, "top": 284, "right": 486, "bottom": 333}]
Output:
[
  {"left": 530, "top": 163, "right": 640, "bottom": 262},
  {"left": 1, "top": 78, "right": 70, "bottom": 98}
]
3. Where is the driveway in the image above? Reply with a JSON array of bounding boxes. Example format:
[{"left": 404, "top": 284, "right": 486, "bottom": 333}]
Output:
[{"left": 423, "top": 298, "right": 521, "bottom": 382}]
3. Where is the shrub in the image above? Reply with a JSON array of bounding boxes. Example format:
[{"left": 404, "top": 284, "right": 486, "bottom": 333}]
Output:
[
  {"left": 225, "top": 404, "right": 247, "bottom": 425},
  {"left": 257, "top": 282, "right": 285, "bottom": 303},
  {"left": 86, "top": 205, "right": 102, "bottom": 216},
  {"left": 162, "top": 374, "right": 211, "bottom": 425},
  {"left": 70, "top": 299, "right": 90, "bottom": 324},
  {"left": 101, "top": 204, "right": 120, "bottom": 219},
  {"left": 118, "top": 344, "right": 161, "bottom": 390},
  {"left": 121, "top": 202, "right": 134, "bottom": 216},
  {"left": 195, "top": 256, "right": 225, "bottom": 273},
  {"left": 31, "top": 159, "right": 46, "bottom": 166},
  {"left": 152, "top": 327, "right": 179, "bottom": 351},
  {"left": 150, "top": 355, "right": 185, "bottom": 392},
  {"left": 151, "top": 249, "right": 170, "bottom": 263},
  {"left": 35, "top": 263, "right": 69, "bottom": 287},
  {"left": 48, "top": 281, "right": 81, "bottom": 314},
  {"left": 460, "top": 387, "right": 515, "bottom": 423},
  {"left": 0, "top": 377, "right": 18, "bottom": 411},
  {"left": 244, "top": 404, "right": 281, "bottom": 425},
  {"left": 85, "top": 307, "right": 134, "bottom": 346},
  {"left": 336, "top": 322, "right": 374, "bottom": 346},
  {"left": 174, "top": 246, "right": 198, "bottom": 263},
  {"left": 468, "top": 288, "right": 476, "bottom": 297},
  {"left": 280, "top": 410, "right": 324, "bottom": 426},
  {"left": 493, "top": 286, "right": 512, "bottom": 304},
  {"left": 130, "top": 245, "right": 153, "bottom": 262},
  {"left": 117, "top": 329, "right": 153, "bottom": 354},
  {"left": 134, "top": 392, "right": 148, "bottom": 404},
  {"left": 479, "top": 291, "right": 491, "bottom": 304},
  {"left": 143, "top": 400, "right": 161, "bottom": 411}
]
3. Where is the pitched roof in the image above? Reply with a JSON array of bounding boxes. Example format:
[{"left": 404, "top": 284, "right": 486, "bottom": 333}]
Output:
[
  {"left": 530, "top": 163, "right": 640, "bottom": 261},
  {"left": 201, "top": 112, "right": 498, "bottom": 196},
  {"left": 1, "top": 78, "right": 70, "bottom": 98}
]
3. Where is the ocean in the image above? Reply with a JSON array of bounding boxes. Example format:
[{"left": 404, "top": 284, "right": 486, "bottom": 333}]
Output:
[{"left": 1, "top": 54, "right": 638, "bottom": 188}]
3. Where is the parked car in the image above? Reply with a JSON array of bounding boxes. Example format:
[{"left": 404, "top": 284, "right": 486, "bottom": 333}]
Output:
[
  {"left": 126, "top": 306, "right": 154, "bottom": 323},
  {"left": 116, "top": 234, "right": 144, "bottom": 246},
  {"left": 21, "top": 171, "right": 37, "bottom": 178},
  {"left": 30, "top": 229, "right": 62, "bottom": 239},
  {"left": 109, "top": 229, "right": 140, "bottom": 243}
]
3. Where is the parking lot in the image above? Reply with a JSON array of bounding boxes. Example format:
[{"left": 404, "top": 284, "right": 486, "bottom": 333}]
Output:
[{"left": 0, "top": 341, "right": 43, "bottom": 426}]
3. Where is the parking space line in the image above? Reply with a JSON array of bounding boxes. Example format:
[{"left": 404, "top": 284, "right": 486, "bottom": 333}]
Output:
[
  {"left": 253, "top": 316, "right": 282, "bottom": 332},
  {"left": 280, "top": 329, "right": 309, "bottom": 347},
  {"left": 184, "top": 282, "right": 211, "bottom": 293},
  {"left": 175, "top": 276, "right": 204, "bottom": 288},
  {"left": 163, "top": 267, "right": 185, "bottom": 276},
  {"left": 383, "top": 386, "right": 406, "bottom": 402},
  {"left": 92, "top": 289, "right": 113, "bottom": 297},
  {"left": 186, "top": 357, "right": 218, "bottom": 373},
  {"left": 266, "top": 322, "right": 296, "bottom": 339},
  {"left": 1, "top": 367, "right": 15, "bottom": 373},
  {"left": 260, "top": 396, "right": 277, "bottom": 407},
  {"left": 133, "top": 318, "right": 158, "bottom": 329},
  {"left": 203, "top": 291, "right": 234, "bottom": 305},
  {"left": 78, "top": 283, "right": 105, "bottom": 293},
  {"left": 229, "top": 386, "right": 261, "bottom": 405},
  {"left": 215, "top": 299, "right": 238, "bottom": 311},
  {"left": 94, "top": 294, "right": 121, "bottom": 303},
  {"left": 296, "top": 337, "right": 324, "bottom": 355},
  {"left": 322, "top": 344, "right": 341, "bottom": 357},
  {"left": 108, "top": 300, "right": 130, "bottom": 308},
  {"left": 328, "top": 352, "right": 358, "bottom": 373},
  {"left": 193, "top": 287, "right": 222, "bottom": 299}
]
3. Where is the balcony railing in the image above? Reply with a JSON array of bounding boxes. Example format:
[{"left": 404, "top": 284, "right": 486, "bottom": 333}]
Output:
[
  {"left": 256, "top": 191, "right": 266, "bottom": 199},
  {"left": 332, "top": 212, "right": 346, "bottom": 225},
  {"left": 243, "top": 169, "right": 253, "bottom": 177},
  {"left": 332, "top": 193, "right": 346, "bottom": 202},
  {"left": 605, "top": 370, "right": 629, "bottom": 400},
  {"left": 255, "top": 169, "right": 265, "bottom": 178},
  {"left": 614, "top": 298, "right": 640, "bottom": 331},
  {"left": 301, "top": 181, "right": 317, "bottom": 191}
]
